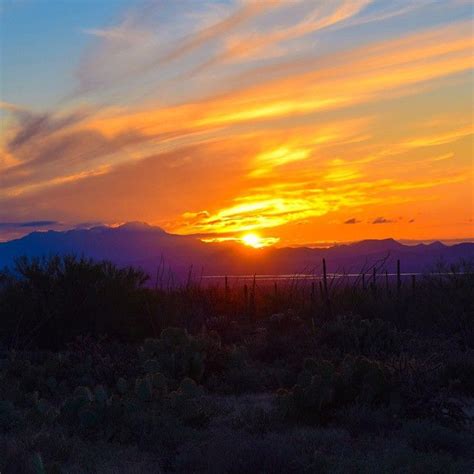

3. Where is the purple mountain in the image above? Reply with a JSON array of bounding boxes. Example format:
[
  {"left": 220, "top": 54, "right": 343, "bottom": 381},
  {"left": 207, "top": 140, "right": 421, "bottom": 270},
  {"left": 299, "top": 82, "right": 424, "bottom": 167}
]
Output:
[{"left": 0, "top": 223, "right": 473, "bottom": 281}]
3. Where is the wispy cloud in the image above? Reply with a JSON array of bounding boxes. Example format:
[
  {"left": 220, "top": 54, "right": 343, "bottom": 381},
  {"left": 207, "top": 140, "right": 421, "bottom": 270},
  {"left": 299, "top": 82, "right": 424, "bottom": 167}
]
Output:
[
  {"left": 1, "top": 0, "right": 472, "bottom": 242},
  {"left": 77, "top": 0, "right": 279, "bottom": 94},
  {"left": 191, "top": 0, "right": 372, "bottom": 73}
]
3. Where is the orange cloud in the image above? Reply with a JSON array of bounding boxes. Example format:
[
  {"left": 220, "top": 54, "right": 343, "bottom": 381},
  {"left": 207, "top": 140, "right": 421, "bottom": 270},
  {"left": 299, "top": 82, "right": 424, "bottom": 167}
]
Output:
[{"left": 2, "top": 3, "right": 473, "bottom": 243}]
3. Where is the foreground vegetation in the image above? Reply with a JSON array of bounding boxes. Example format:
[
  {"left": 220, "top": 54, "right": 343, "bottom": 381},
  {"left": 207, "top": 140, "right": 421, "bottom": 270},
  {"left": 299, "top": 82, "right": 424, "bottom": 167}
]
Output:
[{"left": 0, "top": 256, "right": 473, "bottom": 473}]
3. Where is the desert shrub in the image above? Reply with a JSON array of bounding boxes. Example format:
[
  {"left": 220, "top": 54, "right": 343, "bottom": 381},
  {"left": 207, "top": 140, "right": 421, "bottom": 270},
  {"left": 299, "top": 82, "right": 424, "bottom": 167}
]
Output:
[
  {"left": 168, "top": 381, "right": 212, "bottom": 429},
  {"left": 231, "top": 404, "right": 275, "bottom": 435},
  {"left": 317, "top": 316, "right": 402, "bottom": 357},
  {"left": 230, "top": 311, "right": 317, "bottom": 375},
  {"left": 0, "top": 400, "right": 24, "bottom": 433},
  {"left": 335, "top": 404, "right": 397, "bottom": 436},
  {"left": 385, "top": 352, "right": 471, "bottom": 425},
  {"left": 139, "top": 328, "right": 205, "bottom": 382},
  {"left": 0, "top": 255, "right": 472, "bottom": 472},
  {"left": 31, "top": 429, "right": 72, "bottom": 465},
  {"left": 0, "top": 435, "right": 33, "bottom": 474},
  {"left": 0, "top": 256, "right": 154, "bottom": 349},
  {"left": 276, "top": 356, "right": 391, "bottom": 423},
  {"left": 151, "top": 334, "right": 267, "bottom": 394},
  {"left": 402, "top": 420, "right": 474, "bottom": 457},
  {"left": 442, "top": 350, "right": 474, "bottom": 395},
  {"left": 207, "top": 365, "right": 265, "bottom": 394},
  {"left": 174, "top": 429, "right": 316, "bottom": 473},
  {"left": 309, "top": 442, "right": 469, "bottom": 474},
  {"left": 0, "top": 429, "right": 74, "bottom": 473},
  {"left": 407, "top": 261, "right": 474, "bottom": 342}
]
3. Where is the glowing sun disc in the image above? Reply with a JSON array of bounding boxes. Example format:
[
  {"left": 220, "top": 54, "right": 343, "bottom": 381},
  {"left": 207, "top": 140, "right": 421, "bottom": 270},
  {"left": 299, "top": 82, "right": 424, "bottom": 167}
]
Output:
[{"left": 241, "top": 233, "right": 264, "bottom": 248}]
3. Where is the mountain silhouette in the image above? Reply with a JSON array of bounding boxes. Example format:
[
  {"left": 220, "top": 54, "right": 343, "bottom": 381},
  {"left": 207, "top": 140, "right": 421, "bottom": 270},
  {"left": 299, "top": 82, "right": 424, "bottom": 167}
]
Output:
[{"left": 0, "top": 224, "right": 472, "bottom": 281}]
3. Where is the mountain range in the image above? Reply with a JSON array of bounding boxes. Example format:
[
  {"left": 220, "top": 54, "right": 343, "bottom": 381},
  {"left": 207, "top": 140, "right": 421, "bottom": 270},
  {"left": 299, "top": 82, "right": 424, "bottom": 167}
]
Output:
[{"left": 0, "top": 222, "right": 473, "bottom": 282}]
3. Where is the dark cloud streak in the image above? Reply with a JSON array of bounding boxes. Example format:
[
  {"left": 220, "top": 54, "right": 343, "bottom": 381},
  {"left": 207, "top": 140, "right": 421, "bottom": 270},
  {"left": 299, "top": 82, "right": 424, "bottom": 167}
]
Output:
[
  {"left": 2, "top": 109, "right": 148, "bottom": 191},
  {"left": 344, "top": 218, "right": 361, "bottom": 224},
  {"left": 372, "top": 217, "right": 394, "bottom": 224},
  {"left": 0, "top": 220, "right": 58, "bottom": 229},
  {"left": 8, "top": 110, "right": 88, "bottom": 152}
]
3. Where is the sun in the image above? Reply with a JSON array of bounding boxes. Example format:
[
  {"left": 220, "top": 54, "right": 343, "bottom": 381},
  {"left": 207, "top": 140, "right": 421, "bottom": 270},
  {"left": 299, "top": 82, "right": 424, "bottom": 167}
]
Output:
[{"left": 241, "top": 233, "right": 264, "bottom": 248}]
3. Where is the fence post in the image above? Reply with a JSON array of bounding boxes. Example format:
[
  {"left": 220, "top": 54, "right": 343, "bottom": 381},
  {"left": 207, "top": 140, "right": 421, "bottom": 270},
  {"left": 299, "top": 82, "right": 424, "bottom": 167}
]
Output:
[
  {"left": 322, "top": 258, "right": 328, "bottom": 299},
  {"left": 310, "top": 281, "right": 316, "bottom": 331},
  {"left": 322, "top": 258, "right": 332, "bottom": 318},
  {"left": 186, "top": 264, "right": 193, "bottom": 290},
  {"left": 224, "top": 275, "right": 229, "bottom": 311},
  {"left": 397, "top": 259, "right": 401, "bottom": 294},
  {"left": 243, "top": 284, "right": 248, "bottom": 317},
  {"left": 251, "top": 274, "right": 256, "bottom": 318}
]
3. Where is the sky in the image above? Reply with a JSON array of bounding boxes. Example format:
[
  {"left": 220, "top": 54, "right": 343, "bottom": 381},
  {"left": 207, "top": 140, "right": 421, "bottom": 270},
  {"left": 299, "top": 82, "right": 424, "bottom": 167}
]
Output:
[{"left": 0, "top": 0, "right": 473, "bottom": 246}]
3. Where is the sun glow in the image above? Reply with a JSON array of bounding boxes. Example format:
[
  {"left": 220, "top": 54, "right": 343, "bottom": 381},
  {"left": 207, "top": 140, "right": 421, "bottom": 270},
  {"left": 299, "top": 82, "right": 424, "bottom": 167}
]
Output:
[
  {"left": 241, "top": 232, "right": 279, "bottom": 248},
  {"left": 201, "top": 233, "right": 280, "bottom": 247},
  {"left": 241, "top": 233, "right": 259, "bottom": 247}
]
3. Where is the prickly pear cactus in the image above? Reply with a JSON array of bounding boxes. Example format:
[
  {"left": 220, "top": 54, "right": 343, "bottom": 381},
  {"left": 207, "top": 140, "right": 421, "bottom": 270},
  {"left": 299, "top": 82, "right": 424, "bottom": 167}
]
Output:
[
  {"left": 32, "top": 397, "right": 58, "bottom": 423},
  {"left": 31, "top": 452, "right": 47, "bottom": 474},
  {"left": 142, "top": 338, "right": 161, "bottom": 359},
  {"left": 143, "top": 358, "right": 160, "bottom": 374},
  {"left": 161, "top": 327, "right": 189, "bottom": 348},
  {"left": 150, "top": 372, "right": 168, "bottom": 397},
  {"left": 135, "top": 377, "right": 153, "bottom": 402},
  {"left": 46, "top": 376, "right": 58, "bottom": 392},
  {"left": 227, "top": 345, "right": 247, "bottom": 369},
  {"left": 74, "top": 386, "right": 94, "bottom": 403},
  {"left": 179, "top": 377, "right": 202, "bottom": 398},
  {"left": 357, "top": 358, "right": 387, "bottom": 404},
  {"left": 277, "top": 355, "right": 392, "bottom": 423},
  {"left": 94, "top": 385, "right": 108, "bottom": 404},
  {"left": 116, "top": 377, "right": 128, "bottom": 395},
  {"left": 275, "top": 388, "right": 294, "bottom": 418},
  {"left": 140, "top": 328, "right": 206, "bottom": 382},
  {"left": 303, "top": 357, "right": 319, "bottom": 374},
  {"left": 296, "top": 369, "right": 313, "bottom": 387},
  {"left": 79, "top": 406, "right": 100, "bottom": 429},
  {"left": 0, "top": 400, "right": 21, "bottom": 431},
  {"left": 189, "top": 352, "right": 204, "bottom": 381},
  {"left": 62, "top": 386, "right": 93, "bottom": 419}
]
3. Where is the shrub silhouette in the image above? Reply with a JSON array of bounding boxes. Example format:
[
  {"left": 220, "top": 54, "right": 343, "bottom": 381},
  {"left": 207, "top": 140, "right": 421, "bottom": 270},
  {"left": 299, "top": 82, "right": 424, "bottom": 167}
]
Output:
[
  {"left": 140, "top": 328, "right": 205, "bottom": 382},
  {"left": 0, "top": 255, "right": 152, "bottom": 349},
  {"left": 277, "top": 356, "right": 391, "bottom": 423}
]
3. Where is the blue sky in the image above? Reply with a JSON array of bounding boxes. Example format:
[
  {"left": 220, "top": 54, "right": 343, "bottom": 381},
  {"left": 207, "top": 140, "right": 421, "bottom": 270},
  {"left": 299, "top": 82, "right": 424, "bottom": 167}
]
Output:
[
  {"left": 1, "top": 0, "right": 131, "bottom": 107},
  {"left": 3, "top": 0, "right": 470, "bottom": 109}
]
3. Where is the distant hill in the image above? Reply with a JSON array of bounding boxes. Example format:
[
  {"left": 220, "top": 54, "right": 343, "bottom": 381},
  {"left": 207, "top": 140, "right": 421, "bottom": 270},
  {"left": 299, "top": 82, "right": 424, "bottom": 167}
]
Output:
[{"left": 0, "top": 223, "right": 473, "bottom": 281}]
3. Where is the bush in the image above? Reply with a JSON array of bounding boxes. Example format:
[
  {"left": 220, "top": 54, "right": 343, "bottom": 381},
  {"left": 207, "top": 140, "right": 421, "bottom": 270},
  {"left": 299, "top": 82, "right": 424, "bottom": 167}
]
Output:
[
  {"left": 0, "top": 256, "right": 154, "bottom": 349},
  {"left": 276, "top": 356, "right": 391, "bottom": 423},
  {"left": 402, "top": 420, "right": 474, "bottom": 457},
  {"left": 140, "top": 328, "right": 205, "bottom": 382},
  {"left": 318, "top": 316, "right": 402, "bottom": 357},
  {"left": 442, "top": 350, "right": 474, "bottom": 395},
  {"left": 0, "top": 255, "right": 472, "bottom": 472},
  {"left": 0, "top": 400, "right": 23, "bottom": 432}
]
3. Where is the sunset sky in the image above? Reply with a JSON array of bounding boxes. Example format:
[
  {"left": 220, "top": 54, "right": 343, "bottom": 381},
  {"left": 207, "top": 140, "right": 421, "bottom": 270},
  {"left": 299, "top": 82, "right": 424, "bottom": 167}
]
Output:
[{"left": 1, "top": 0, "right": 473, "bottom": 245}]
